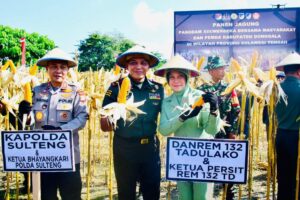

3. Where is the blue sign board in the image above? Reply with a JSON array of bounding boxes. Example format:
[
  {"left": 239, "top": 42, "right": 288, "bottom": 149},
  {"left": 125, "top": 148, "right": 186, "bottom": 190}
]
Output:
[{"left": 174, "top": 8, "right": 300, "bottom": 69}]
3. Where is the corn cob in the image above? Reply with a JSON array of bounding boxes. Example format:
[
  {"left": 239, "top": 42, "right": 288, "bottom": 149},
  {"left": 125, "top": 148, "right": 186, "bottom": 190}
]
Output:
[
  {"left": 269, "top": 67, "right": 277, "bottom": 81},
  {"left": 1, "top": 60, "right": 17, "bottom": 74},
  {"left": 23, "top": 83, "right": 32, "bottom": 104},
  {"left": 231, "top": 59, "right": 242, "bottom": 72},
  {"left": 117, "top": 77, "right": 131, "bottom": 104},
  {"left": 224, "top": 72, "right": 232, "bottom": 83},
  {"left": 221, "top": 78, "right": 242, "bottom": 96},
  {"left": 191, "top": 96, "right": 204, "bottom": 109},
  {"left": 29, "top": 64, "right": 38, "bottom": 76},
  {"left": 8, "top": 60, "right": 17, "bottom": 74},
  {"left": 1, "top": 61, "right": 10, "bottom": 71},
  {"left": 197, "top": 57, "right": 205, "bottom": 71},
  {"left": 113, "top": 65, "right": 121, "bottom": 76}
]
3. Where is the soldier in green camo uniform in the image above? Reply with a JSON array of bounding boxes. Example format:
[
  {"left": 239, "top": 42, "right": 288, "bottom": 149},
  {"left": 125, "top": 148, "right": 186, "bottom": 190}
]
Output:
[
  {"left": 197, "top": 55, "right": 240, "bottom": 200},
  {"left": 197, "top": 56, "right": 240, "bottom": 139}
]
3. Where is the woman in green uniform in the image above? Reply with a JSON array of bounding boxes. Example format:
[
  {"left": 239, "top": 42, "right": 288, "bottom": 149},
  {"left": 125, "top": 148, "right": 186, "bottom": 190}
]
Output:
[{"left": 155, "top": 55, "right": 221, "bottom": 200}]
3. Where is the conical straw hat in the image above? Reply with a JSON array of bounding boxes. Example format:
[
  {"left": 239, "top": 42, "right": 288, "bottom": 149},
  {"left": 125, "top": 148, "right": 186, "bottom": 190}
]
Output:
[
  {"left": 275, "top": 52, "right": 300, "bottom": 71},
  {"left": 116, "top": 45, "right": 159, "bottom": 68},
  {"left": 37, "top": 48, "right": 77, "bottom": 67},
  {"left": 154, "top": 54, "right": 199, "bottom": 77}
]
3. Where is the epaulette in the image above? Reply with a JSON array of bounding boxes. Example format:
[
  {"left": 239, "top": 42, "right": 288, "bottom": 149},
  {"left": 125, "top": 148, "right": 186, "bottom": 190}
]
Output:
[
  {"left": 35, "top": 82, "right": 48, "bottom": 89},
  {"left": 69, "top": 83, "right": 80, "bottom": 90},
  {"left": 33, "top": 82, "right": 48, "bottom": 93},
  {"left": 149, "top": 79, "right": 163, "bottom": 86}
]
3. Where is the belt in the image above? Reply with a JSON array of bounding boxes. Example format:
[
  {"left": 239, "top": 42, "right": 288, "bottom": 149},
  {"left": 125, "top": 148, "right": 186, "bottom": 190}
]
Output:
[{"left": 114, "top": 134, "right": 155, "bottom": 144}]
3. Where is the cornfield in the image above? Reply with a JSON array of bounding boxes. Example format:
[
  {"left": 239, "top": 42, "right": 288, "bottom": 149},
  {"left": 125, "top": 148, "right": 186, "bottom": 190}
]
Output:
[{"left": 0, "top": 52, "right": 288, "bottom": 199}]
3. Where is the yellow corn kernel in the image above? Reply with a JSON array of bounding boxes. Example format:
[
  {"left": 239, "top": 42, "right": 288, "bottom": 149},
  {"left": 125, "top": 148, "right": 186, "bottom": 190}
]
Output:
[
  {"left": 192, "top": 96, "right": 204, "bottom": 109},
  {"left": 231, "top": 59, "right": 242, "bottom": 72},
  {"left": 117, "top": 77, "right": 131, "bottom": 104},
  {"left": 113, "top": 65, "right": 121, "bottom": 76},
  {"left": 197, "top": 57, "right": 205, "bottom": 71},
  {"left": 29, "top": 64, "right": 38, "bottom": 76},
  {"left": 24, "top": 83, "right": 32, "bottom": 104}
]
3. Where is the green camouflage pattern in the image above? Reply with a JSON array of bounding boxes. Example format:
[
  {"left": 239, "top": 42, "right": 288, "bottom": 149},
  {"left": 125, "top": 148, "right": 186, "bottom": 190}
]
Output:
[
  {"left": 197, "top": 80, "right": 240, "bottom": 137},
  {"left": 204, "top": 56, "right": 228, "bottom": 70}
]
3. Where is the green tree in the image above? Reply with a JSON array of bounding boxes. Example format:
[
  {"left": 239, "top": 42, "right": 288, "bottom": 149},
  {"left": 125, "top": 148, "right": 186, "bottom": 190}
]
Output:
[
  {"left": 78, "top": 32, "right": 134, "bottom": 71},
  {"left": 0, "top": 25, "right": 55, "bottom": 65}
]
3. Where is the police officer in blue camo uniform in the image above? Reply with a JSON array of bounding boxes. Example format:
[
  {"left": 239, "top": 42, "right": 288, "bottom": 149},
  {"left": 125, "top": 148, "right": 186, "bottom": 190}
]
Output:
[
  {"left": 101, "top": 45, "right": 163, "bottom": 200},
  {"left": 275, "top": 52, "right": 300, "bottom": 200},
  {"left": 19, "top": 48, "right": 88, "bottom": 200}
]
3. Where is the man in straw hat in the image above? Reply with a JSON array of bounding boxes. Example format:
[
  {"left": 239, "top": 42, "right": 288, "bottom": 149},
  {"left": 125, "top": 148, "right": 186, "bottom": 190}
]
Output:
[
  {"left": 18, "top": 48, "right": 88, "bottom": 200},
  {"left": 101, "top": 45, "right": 164, "bottom": 200},
  {"left": 155, "top": 54, "right": 221, "bottom": 200},
  {"left": 197, "top": 55, "right": 240, "bottom": 200},
  {"left": 275, "top": 52, "right": 300, "bottom": 200}
]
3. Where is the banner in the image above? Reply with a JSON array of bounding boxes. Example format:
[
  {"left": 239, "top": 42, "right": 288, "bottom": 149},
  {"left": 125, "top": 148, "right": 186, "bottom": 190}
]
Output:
[
  {"left": 1, "top": 130, "right": 74, "bottom": 172},
  {"left": 166, "top": 137, "right": 248, "bottom": 184},
  {"left": 174, "top": 8, "right": 300, "bottom": 69}
]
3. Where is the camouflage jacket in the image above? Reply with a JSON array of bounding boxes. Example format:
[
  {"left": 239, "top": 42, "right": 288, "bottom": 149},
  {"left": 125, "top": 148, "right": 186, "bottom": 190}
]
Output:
[{"left": 197, "top": 80, "right": 240, "bottom": 136}]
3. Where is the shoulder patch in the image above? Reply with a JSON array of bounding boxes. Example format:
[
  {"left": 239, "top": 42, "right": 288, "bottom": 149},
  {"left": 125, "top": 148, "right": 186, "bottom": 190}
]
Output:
[{"left": 149, "top": 79, "right": 162, "bottom": 85}]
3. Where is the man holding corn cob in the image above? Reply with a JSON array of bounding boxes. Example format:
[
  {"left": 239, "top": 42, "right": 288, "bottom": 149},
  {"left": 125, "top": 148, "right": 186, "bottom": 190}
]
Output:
[
  {"left": 275, "top": 52, "right": 300, "bottom": 200},
  {"left": 155, "top": 55, "right": 221, "bottom": 200},
  {"left": 18, "top": 48, "right": 88, "bottom": 200},
  {"left": 101, "top": 45, "right": 164, "bottom": 200},
  {"left": 198, "top": 56, "right": 240, "bottom": 140},
  {"left": 197, "top": 56, "right": 240, "bottom": 200}
]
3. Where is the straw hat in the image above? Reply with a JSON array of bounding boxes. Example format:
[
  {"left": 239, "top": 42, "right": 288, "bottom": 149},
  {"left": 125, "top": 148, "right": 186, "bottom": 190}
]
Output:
[
  {"left": 37, "top": 48, "right": 77, "bottom": 67},
  {"left": 275, "top": 52, "right": 300, "bottom": 71},
  {"left": 154, "top": 54, "right": 199, "bottom": 77},
  {"left": 204, "top": 55, "right": 228, "bottom": 70},
  {"left": 116, "top": 45, "right": 159, "bottom": 68}
]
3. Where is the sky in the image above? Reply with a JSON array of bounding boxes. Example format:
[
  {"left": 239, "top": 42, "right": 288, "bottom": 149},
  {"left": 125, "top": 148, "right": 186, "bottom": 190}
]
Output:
[{"left": 1, "top": 0, "right": 300, "bottom": 59}]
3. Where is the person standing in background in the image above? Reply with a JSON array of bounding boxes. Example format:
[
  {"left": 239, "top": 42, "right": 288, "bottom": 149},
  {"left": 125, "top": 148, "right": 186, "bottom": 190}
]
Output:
[
  {"left": 275, "top": 52, "right": 300, "bottom": 200},
  {"left": 197, "top": 56, "right": 240, "bottom": 200}
]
